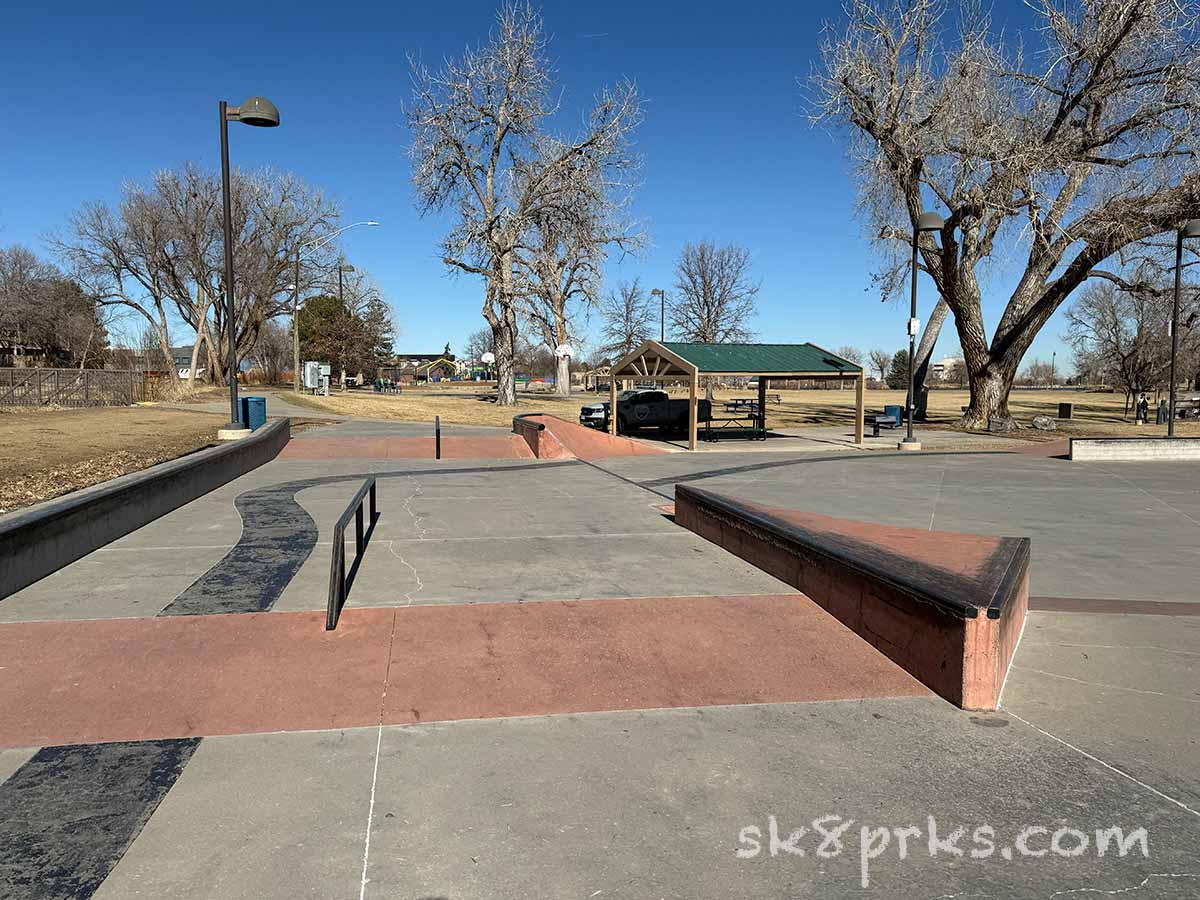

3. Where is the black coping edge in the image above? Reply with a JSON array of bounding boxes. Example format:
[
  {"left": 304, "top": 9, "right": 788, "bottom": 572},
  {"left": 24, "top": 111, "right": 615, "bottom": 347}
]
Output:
[
  {"left": 676, "top": 483, "right": 1029, "bottom": 621},
  {"left": 512, "top": 413, "right": 547, "bottom": 432},
  {"left": 0, "top": 417, "right": 291, "bottom": 600}
]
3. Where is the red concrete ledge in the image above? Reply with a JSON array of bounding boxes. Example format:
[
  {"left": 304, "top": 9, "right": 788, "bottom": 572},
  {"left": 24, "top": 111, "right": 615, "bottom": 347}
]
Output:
[{"left": 674, "top": 485, "right": 1030, "bottom": 710}]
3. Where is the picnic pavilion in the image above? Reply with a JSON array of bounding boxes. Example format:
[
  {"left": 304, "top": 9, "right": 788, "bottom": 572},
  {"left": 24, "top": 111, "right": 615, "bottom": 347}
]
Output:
[{"left": 608, "top": 342, "right": 865, "bottom": 450}]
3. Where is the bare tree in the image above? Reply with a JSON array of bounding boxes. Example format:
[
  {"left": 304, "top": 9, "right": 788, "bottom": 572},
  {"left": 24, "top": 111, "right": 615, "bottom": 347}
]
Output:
[
  {"left": 668, "top": 241, "right": 758, "bottom": 342},
  {"left": 814, "top": 0, "right": 1200, "bottom": 428},
  {"left": 1065, "top": 278, "right": 1195, "bottom": 410},
  {"left": 0, "top": 245, "right": 106, "bottom": 368},
  {"left": 407, "top": 2, "right": 642, "bottom": 405},
  {"left": 464, "top": 327, "right": 496, "bottom": 364},
  {"left": 867, "top": 348, "right": 891, "bottom": 381},
  {"left": 518, "top": 149, "right": 642, "bottom": 396},
  {"left": 55, "top": 163, "right": 339, "bottom": 387},
  {"left": 597, "top": 279, "right": 656, "bottom": 359},
  {"left": 248, "top": 319, "right": 291, "bottom": 384},
  {"left": 1020, "top": 358, "right": 1057, "bottom": 387}
]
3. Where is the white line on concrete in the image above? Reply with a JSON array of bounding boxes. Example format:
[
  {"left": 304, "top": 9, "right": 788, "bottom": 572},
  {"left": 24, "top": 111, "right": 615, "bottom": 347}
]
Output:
[
  {"left": 1005, "top": 710, "right": 1200, "bottom": 820},
  {"left": 927, "top": 463, "right": 947, "bottom": 530},
  {"left": 1095, "top": 464, "right": 1200, "bottom": 529},
  {"left": 359, "top": 609, "right": 398, "bottom": 900},
  {"left": 995, "top": 612, "right": 1028, "bottom": 709},
  {"left": 1011, "top": 665, "right": 1200, "bottom": 703},
  {"left": 1021, "top": 641, "right": 1200, "bottom": 657}
]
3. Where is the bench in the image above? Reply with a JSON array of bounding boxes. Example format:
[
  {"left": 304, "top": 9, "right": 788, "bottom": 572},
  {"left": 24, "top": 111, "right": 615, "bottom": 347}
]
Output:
[
  {"left": 867, "top": 413, "right": 898, "bottom": 437},
  {"left": 674, "top": 484, "right": 1030, "bottom": 710}
]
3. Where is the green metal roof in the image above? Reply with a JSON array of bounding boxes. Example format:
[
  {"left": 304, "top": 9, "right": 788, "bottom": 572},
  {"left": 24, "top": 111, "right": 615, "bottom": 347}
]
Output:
[{"left": 659, "top": 342, "right": 862, "bottom": 374}]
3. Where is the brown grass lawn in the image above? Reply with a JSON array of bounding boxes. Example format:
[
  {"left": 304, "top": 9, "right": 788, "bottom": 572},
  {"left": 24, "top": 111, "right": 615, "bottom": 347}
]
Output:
[
  {"left": 285, "top": 384, "right": 1200, "bottom": 439},
  {"left": 0, "top": 405, "right": 224, "bottom": 513}
]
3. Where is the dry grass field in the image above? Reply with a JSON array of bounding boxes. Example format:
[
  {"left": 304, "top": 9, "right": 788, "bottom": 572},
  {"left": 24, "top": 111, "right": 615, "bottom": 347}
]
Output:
[
  {"left": 285, "top": 383, "right": 1200, "bottom": 439},
  {"left": 0, "top": 405, "right": 224, "bottom": 513}
]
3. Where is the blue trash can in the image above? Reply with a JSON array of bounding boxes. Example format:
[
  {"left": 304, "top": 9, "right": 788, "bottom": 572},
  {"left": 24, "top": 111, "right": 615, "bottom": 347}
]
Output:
[
  {"left": 239, "top": 396, "right": 267, "bottom": 431},
  {"left": 884, "top": 404, "right": 903, "bottom": 424}
]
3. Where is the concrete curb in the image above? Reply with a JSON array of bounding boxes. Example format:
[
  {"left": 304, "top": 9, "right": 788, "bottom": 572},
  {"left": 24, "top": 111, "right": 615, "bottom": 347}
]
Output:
[
  {"left": 0, "top": 418, "right": 291, "bottom": 600},
  {"left": 1069, "top": 435, "right": 1200, "bottom": 461}
]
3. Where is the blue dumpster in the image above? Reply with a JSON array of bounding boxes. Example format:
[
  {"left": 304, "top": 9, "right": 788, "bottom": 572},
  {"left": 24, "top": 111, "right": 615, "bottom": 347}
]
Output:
[
  {"left": 239, "top": 396, "right": 267, "bottom": 431},
  {"left": 884, "top": 404, "right": 904, "bottom": 424}
]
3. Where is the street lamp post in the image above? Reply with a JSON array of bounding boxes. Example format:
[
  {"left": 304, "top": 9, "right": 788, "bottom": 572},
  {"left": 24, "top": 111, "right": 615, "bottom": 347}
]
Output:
[
  {"left": 338, "top": 261, "right": 355, "bottom": 306},
  {"left": 903, "top": 211, "right": 944, "bottom": 450},
  {"left": 291, "top": 221, "right": 380, "bottom": 391},
  {"left": 1169, "top": 219, "right": 1200, "bottom": 437},
  {"left": 651, "top": 289, "right": 666, "bottom": 342},
  {"left": 218, "top": 96, "right": 279, "bottom": 436}
]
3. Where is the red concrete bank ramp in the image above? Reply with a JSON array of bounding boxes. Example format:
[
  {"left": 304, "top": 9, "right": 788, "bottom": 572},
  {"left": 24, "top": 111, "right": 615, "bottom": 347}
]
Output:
[
  {"left": 675, "top": 485, "right": 1030, "bottom": 711},
  {"left": 514, "top": 414, "right": 666, "bottom": 460}
]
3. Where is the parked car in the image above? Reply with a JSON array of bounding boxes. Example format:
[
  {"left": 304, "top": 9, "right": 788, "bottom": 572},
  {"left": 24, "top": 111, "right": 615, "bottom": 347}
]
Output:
[{"left": 580, "top": 389, "right": 711, "bottom": 434}]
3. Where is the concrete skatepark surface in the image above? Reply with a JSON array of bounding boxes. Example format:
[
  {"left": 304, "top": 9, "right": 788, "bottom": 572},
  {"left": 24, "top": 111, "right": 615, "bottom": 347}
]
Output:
[{"left": 1, "top": 417, "right": 1198, "bottom": 899}]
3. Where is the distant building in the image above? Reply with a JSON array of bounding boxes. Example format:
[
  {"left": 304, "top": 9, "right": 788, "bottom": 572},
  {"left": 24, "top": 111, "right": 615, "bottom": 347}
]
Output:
[
  {"left": 381, "top": 350, "right": 458, "bottom": 384},
  {"left": 0, "top": 334, "right": 72, "bottom": 368},
  {"left": 931, "top": 356, "right": 965, "bottom": 382}
]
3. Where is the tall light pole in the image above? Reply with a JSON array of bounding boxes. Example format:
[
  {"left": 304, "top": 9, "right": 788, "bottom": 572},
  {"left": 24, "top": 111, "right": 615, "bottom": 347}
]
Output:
[
  {"left": 651, "top": 288, "right": 666, "bottom": 341},
  {"left": 338, "top": 261, "right": 355, "bottom": 306},
  {"left": 291, "top": 221, "right": 380, "bottom": 391},
  {"left": 1169, "top": 219, "right": 1200, "bottom": 437},
  {"left": 903, "top": 211, "right": 944, "bottom": 450},
  {"left": 218, "top": 96, "right": 278, "bottom": 436}
]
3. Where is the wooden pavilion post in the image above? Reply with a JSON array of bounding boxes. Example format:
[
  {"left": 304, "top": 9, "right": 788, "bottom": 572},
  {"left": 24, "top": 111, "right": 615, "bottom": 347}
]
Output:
[
  {"left": 688, "top": 370, "right": 698, "bottom": 450},
  {"left": 757, "top": 376, "right": 767, "bottom": 437},
  {"left": 854, "top": 370, "right": 865, "bottom": 443},
  {"left": 608, "top": 377, "right": 617, "bottom": 435}
]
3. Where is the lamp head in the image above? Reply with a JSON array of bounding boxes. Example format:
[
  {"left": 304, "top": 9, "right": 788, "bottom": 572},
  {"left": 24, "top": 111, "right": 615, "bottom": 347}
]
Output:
[
  {"left": 1182, "top": 219, "right": 1200, "bottom": 239},
  {"left": 234, "top": 96, "right": 280, "bottom": 127},
  {"left": 916, "top": 211, "right": 944, "bottom": 233},
  {"left": 366, "top": 221, "right": 381, "bottom": 227},
  {"left": 341, "top": 263, "right": 356, "bottom": 273}
]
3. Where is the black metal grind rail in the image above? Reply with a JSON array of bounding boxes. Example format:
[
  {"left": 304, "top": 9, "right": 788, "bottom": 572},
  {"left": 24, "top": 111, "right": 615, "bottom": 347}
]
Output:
[{"left": 326, "top": 476, "right": 379, "bottom": 630}]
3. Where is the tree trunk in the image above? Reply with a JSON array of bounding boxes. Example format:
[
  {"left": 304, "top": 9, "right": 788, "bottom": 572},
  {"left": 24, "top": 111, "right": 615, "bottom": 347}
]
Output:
[
  {"left": 492, "top": 314, "right": 517, "bottom": 405},
  {"left": 204, "top": 320, "right": 225, "bottom": 386},
  {"left": 188, "top": 333, "right": 204, "bottom": 388},
  {"left": 962, "top": 356, "right": 1019, "bottom": 429},
  {"left": 488, "top": 252, "right": 520, "bottom": 406},
  {"left": 155, "top": 324, "right": 178, "bottom": 381},
  {"left": 555, "top": 353, "right": 571, "bottom": 397},
  {"left": 912, "top": 298, "right": 949, "bottom": 420}
]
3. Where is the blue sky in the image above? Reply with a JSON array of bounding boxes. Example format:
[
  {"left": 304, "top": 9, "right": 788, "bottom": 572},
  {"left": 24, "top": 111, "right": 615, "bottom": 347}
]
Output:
[{"left": 0, "top": 0, "right": 1070, "bottom": 370}]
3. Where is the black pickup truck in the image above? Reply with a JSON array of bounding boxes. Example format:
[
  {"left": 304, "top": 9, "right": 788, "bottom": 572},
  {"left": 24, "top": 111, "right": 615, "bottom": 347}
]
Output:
[{"left": 579, "top": 389, "right": 711, "bottom": 434}]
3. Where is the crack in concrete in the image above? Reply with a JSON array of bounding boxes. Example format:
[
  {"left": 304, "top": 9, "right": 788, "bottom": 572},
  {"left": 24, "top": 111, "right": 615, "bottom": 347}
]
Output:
[
  {"left": 387, "top": 477, "right": 429, "bottom": 605},
  {"left": 1012, "top": 665, "right": 1200, "bottom": 703},
  {"left": 1047, "top": 873, "right": 1200, "bottom": 896}
]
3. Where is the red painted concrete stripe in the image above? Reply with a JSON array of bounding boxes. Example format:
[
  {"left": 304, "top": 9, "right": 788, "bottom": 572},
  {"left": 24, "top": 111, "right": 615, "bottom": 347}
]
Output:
[
  {"left": 383, "top": 594, "right": 928, "bottom": 726},
  {"left": 278, "top": 436, "right": 534, "bottom": 460},
  {"left": 0, "top": 595, "right": 928, "bottom": 748},
  {"left": 1030, "top": 596, "right": 1200, "bottom": 616},
  {"left": 0, "top": 609, "right": 395, "bottom": 748}
]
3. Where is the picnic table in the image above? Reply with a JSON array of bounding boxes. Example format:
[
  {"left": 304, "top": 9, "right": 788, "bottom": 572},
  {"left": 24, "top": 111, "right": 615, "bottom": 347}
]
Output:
[{"left": 706, "top": 400, "right": 766, "bottom": 441}]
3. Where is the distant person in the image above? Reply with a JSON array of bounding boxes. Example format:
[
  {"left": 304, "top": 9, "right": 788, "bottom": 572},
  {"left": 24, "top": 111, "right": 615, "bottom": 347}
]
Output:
[
  {"left": 1135, "top": 394, "right": 1149, "bottom": 424},
  {"left": 1157, "top": 399, "right": 1168, "bottom": 425}
]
